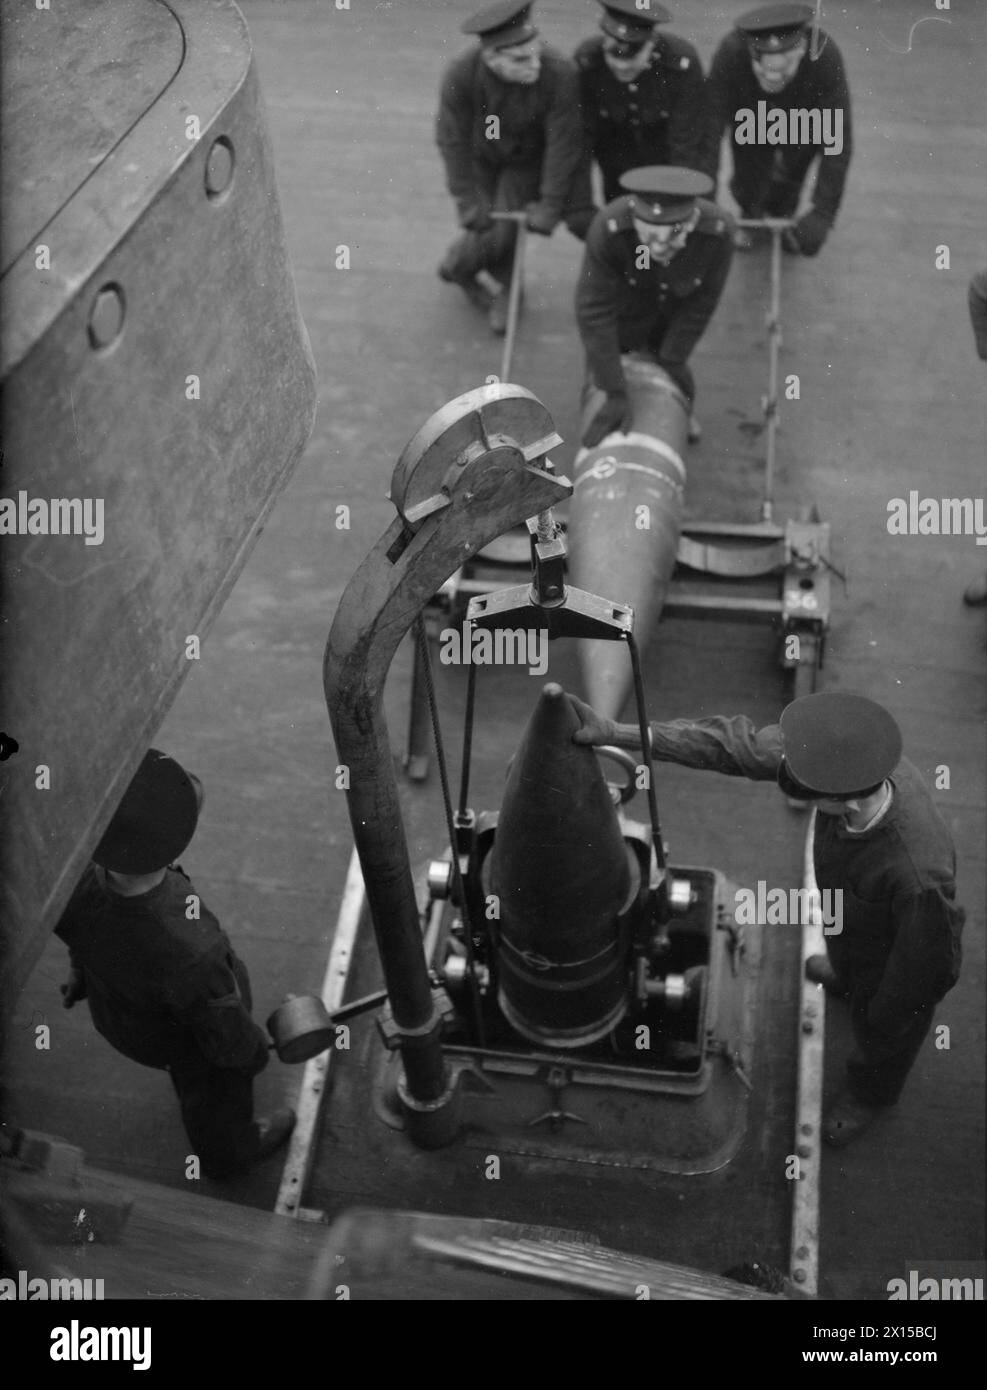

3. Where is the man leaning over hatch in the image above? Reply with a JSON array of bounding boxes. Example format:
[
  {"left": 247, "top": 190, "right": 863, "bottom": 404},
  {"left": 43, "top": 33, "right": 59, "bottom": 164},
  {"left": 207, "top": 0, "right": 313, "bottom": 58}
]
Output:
[{"left": 570, "top": 691, "right": 964, "bottom": 1147}]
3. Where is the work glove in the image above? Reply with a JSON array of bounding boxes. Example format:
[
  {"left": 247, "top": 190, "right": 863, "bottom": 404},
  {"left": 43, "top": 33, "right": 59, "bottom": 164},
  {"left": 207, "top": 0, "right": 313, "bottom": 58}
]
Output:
[
  {"left": 60, "top": 968, "right": 86, "bottom": 1009},
  {"left": 459, "top": 200, "right": 494, "bottom": 233},
  {"left": 525, "top": 201, "right": 560, "bottom": 236},
  {"left": 582, "top": 391, "right": 631, "bottom": 448},
  {"left": 782, "top": 209, "right": 830, "bottom": 257}
]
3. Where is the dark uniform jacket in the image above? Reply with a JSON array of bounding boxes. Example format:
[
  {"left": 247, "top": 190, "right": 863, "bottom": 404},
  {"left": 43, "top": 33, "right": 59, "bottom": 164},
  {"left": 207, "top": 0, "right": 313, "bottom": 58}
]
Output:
[
  {"left": 705, "top": 28, "right": 852, "bottom": 225},
  {"left": 575, "top": 196, "right": 734, "bottom": 395},
  {"left": 574, "top": 33, "right": 710, "bottom": 200},
  {"left": 647, "top": 715, "right": 964, "bottom": 1034},
  {"left": 436, "top": 45, "right": 585, "bottom": 223},
  {"left": 55, "top": 865, "right": 270, "bottom": 1076}
]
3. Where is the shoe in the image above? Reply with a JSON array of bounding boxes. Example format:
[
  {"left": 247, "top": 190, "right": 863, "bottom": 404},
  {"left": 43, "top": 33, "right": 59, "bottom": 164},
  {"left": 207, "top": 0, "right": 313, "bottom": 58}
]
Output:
[
  {"left": 963, "top": 573, "right": 987, "bottom": 607},
  {"left": 437, "top": 263, "right": 492, "bottom": 313},
  {"left": 805, "top": 954, "right": 849, "bottom": 998},
  {"left": 489, "top": 287, "right": 509, "bottom": 336},
  {"left": 200, "top": 1108, "right": 296, "bottom": 1179},
  {"left": 687, "top": 413, "right": 702, "bottom": 443},
  {"left": 255, "top": 1107, "right": 296, "bottom": 1162},
  {"left": 822, "top": 1091, "right": 884, "bottom": 1148}
]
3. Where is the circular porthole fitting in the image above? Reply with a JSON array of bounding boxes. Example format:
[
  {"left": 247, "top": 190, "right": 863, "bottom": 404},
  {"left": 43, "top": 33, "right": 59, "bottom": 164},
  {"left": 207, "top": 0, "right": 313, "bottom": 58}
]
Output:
[
  {"left": 87, "top": 283, "right": 125, "bottom": 350},
  {"left": 204, "top": 136, "right": 235, "bottom": 201}
]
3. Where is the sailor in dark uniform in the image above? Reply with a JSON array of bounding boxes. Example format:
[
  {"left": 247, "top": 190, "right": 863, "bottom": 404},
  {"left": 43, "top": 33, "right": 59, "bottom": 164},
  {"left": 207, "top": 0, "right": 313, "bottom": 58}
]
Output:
[
  {"left": 706, "top": 3, "right": 853, "bottom": 255},
  {"left": 571, "top": 692, "right": 965, "bottom": 1147},
  {"left": 573, "top": 0, "right": 710, "bottom": 204},
  {"left": 436, "top": 1, "right": 595, "bottom": 334},
  {"left": 575, "top": 166, "right": 734, "bottom": 447},
  {"left": 55, "top": 751, "right": 295, "bottom": 1179}
]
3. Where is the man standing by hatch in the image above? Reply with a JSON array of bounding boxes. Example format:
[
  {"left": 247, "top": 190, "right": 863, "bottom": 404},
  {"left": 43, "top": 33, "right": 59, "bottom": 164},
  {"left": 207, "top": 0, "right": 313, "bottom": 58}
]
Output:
[
  {"left": 436, "top": 1, "right": 595, "bottom": 336},
  {"left": 570, "top": 690, "right": 965, "bottom": 1147},
  {"left": 55, "top": 751, "right": 295, "bottom": 1179}
]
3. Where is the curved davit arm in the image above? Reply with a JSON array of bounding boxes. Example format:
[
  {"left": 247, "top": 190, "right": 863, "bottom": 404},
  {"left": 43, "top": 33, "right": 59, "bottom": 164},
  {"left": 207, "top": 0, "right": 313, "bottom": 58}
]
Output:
[{"left": 323, "top": 384, "right": 570, "bottom": 1116}]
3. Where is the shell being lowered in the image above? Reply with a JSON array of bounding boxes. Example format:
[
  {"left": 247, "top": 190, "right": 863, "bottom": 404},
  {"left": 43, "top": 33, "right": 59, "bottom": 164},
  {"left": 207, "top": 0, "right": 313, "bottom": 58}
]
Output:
[{"left": 488, "top": 683, "right": 636, "bottom": 1048}]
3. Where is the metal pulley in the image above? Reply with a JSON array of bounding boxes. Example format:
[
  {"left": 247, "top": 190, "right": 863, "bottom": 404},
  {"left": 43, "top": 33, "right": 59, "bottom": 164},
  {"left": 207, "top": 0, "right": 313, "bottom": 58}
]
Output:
[{"left": 267, "top": 988, "right": 389, "bottom": 1063}]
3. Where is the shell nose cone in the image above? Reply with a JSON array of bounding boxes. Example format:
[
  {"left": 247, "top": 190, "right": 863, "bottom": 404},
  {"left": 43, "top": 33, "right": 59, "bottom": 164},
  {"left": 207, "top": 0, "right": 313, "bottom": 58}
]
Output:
[
  {"left": 490, "top": 683, "right": 630, "bottom": 924},
  {"left": 489, "top": 682, "right": 633, "bottom": 1047}
]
